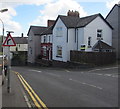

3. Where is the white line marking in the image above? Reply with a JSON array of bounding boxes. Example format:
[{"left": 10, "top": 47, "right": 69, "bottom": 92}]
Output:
[
  {"left": 69, "top": 78, "right": 72, "bottom": 81},
  {"left": 29, "top": 70, "right": 42, "bottom": 73},
  {"left": 24, "top": 95, "right": 32, "bottom": 108},
  {"left": 47, "top": 73, "right": 61, "bottom": 77},
  {"left": 69, "top": 78, "right": 103, "bottom": 90},
  {"left": 104, "top": 74, "right": 112, "bottom": 76},
  {"left": 88, "top": 66, "right": 118, "bottom": 73},
  {"left": 65, "top": 70, "right": 70, "bottom": 72},
  {"left": 112, "top": 75, "right": 118, "bottom": 78},
  {"left": 97, "top": 74, "right": 103, "bottom": 76}
]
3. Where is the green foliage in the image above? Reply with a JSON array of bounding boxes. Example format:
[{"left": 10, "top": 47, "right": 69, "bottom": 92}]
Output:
[{"left": 11, "top": 51, "right": 27, "bottom": 66}]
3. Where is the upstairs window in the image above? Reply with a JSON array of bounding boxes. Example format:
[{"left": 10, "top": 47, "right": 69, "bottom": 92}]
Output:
[
  {"left": 56, "top": 27, "right": 63, "bottom": 37},
  {"left": 97, "top": 29, "right": 102, "bottom": 37},
  {"left": 88, "top": 37, "right": 91, "bottom": 48},
  {"left": 43, "top": 36, "right": 47, "bottom": 43}
]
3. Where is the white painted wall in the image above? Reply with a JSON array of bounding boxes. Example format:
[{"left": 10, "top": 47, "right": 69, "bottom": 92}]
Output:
[
  {"left": 28, "top": 30, "right": 35, "bottom": 63},
  {"left": 53, "top": 18, "right": 68, "bottom": 62},
  {"left": 77, "top": 28, "right": 84, "bottom": 50},
  {"left": 77, "top": 16, "right": 112, "bottom": 51},
  {"left": 67, "top": 29, "right": 77, "bottom": 61},
  {"left": 10, "top": 44, "right": 28, "bottom": 51},
  {"left": 41, "top": 34, "right": 52, "bottom": 43}
]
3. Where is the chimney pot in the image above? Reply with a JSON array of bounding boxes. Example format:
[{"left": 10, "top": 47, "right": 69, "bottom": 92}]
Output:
[
  {"left": 67, "top": 10, "right": 80, "bottom": 17},
  {"left": 21, "top": 33, "right": 24, "bottom": 37}
]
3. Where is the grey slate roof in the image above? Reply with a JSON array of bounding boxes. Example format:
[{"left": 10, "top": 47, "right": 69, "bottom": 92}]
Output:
[
  {"left": 13, "top": 37, "right": 28, "bottom": 44},
  {"left": 76, "top": 14, "right": 99, "bottom": 27},
  {"left": 27, "top": 26, "right": 48, "bottom": 36},
  {"left": 92, "top": 40, "right": 114, "bottom": 50},
  {"left": 59, "top": 15, "right": 80, "bottom": 28},
  {"left": 53, "top": 13, "right": 113, "bottom": 29},
  {"left": 40, "top": 26, "right": 53, "bottom": 35}
]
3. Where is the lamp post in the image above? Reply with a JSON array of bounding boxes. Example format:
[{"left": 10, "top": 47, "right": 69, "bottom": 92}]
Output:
[{"left": 0, "top": 8, "right": 8, "bottom": 85}]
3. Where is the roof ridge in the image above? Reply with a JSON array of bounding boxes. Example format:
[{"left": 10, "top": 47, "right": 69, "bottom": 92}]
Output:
[
  {"left": 30, "top": 25, "right": 47, "bottom": 28},
  {"left": 80, "top": 13, "right": 100, "bottom": 19}
]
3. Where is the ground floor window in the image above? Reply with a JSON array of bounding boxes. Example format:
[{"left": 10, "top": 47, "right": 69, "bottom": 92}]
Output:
[
  {"left": 56, "top": 46, "right": 62, "bottom": 57},
  {"left": 42, "top": 47, "right": 47, "bottom": 56}
]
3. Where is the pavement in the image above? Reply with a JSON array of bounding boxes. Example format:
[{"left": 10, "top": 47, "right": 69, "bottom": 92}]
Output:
[{"left": 0, "top": 65, "right": 29, "bottom": 108}]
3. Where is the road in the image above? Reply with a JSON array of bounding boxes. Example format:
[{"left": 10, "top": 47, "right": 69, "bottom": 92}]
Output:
[{"left": 12, "top": 66, "right": 118, "bottom": 107}]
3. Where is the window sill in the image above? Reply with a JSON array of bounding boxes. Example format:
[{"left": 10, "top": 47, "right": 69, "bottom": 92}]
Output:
[
  {"left": 97, "top": 37, "right": 103, "bottom": 40},
  {"left": 56, "top": 56, "right": 62, "bottom": 58},
  {"left": 88, "top": 46, "right": 92, "bottom": 48}
]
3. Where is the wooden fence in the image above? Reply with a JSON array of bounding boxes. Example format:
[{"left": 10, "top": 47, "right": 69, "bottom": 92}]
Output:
[{"left": 70, "top": 51, "right": 116, "bottom": 65}]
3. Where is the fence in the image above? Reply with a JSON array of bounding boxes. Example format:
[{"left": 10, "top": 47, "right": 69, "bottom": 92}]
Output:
[{"left": 70, "top": 51, "right": 116, "bottom": 65}]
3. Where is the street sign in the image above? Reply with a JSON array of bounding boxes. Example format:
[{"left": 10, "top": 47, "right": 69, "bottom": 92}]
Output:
[{"left": 2, "top": 33, "right": 16, "bottom": 46}]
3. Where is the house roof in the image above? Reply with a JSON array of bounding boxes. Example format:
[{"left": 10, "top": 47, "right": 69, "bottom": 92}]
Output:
[
  {"left": 53, "top": 13, "right": 113, "bottom": 29},
  {"left": 92, "top": 40, "right": 114, "bottom": 50},
  {"left": 40, "top": 26, "right": 53, "bottom": 35},
  {"left": 27, "top": 26, "right": 48, "bottom": 36},
  {"left": 106, "top": 4, "right": 120, "bottom": 19},
  {"left": 76, "top": 14, "right": 99, "bottom": 28},
  {"left": 13, "top": 37, "right": 28, "bottom": 44}
]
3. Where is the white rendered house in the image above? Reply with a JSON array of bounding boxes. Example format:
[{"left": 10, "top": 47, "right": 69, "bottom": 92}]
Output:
[{"left": 52, "top": 11, "right": 113, "bottom": 62}]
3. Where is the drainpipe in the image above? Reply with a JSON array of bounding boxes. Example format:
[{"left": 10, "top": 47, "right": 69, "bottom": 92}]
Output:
[{"left": 76, "top": 28, "right": 78, "bottom": 50}]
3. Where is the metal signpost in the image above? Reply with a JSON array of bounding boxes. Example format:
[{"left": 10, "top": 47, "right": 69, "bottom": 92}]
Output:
[{"left": 2, "top": 31, "right": 16, "bottom": 93}]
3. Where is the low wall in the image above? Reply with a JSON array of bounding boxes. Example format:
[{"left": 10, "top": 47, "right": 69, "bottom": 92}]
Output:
[{"left": 70, "top": 51, "right": 116, "bottom": 65}]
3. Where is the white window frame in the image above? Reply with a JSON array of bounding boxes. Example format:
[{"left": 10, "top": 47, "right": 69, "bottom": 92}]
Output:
[
  {"left": 88, "top": 37, "right": 91, "bottom": 48},
  {"left": 56, "top": 46, "right": 62, "bottom": 57},
  {"left": 97, "top": 29, "right": 103, "bottom": 40},
  {"left": 43, "top": 35, "right": 47, "bottom": 43}
]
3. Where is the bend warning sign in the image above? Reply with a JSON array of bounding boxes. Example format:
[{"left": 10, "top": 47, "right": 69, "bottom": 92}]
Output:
[{"left": 2, "top": 33, "right": 16, "bottom": 46}]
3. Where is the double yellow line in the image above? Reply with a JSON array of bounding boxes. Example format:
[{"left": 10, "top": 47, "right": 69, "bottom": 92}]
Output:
[{"left": 15, "top": 71, "right": 48, "bottom": 109}]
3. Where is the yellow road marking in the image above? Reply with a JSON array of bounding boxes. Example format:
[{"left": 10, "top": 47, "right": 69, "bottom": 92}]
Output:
[
  {"left": 20, "top": 74, "right": 48, "bottom": 109},
  {"left": 17, "top": 74, "right": 42, "bottom": 109},
  {"left": 15, "top": 71, "right": 48, "bottom": 109}
]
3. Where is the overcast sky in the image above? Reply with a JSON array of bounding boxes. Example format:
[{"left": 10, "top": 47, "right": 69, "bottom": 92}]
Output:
[{"left": 0, "top": 0, "right": 119, "bottom": 37}]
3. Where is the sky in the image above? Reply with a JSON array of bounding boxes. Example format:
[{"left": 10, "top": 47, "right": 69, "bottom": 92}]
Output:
[{"left": 0, "top": 0, "right": 119, "bottom": 37}]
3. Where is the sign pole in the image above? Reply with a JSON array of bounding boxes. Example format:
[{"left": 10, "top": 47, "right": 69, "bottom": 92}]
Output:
[
  {"left": 3, "top": 31, "right": 15, "bottom": 93},
  {"left": 7, "top": 46, "right": 11, "bottom": 93},
  {"left": 2, "top": 31, "right": 15, "bottom": 93}
]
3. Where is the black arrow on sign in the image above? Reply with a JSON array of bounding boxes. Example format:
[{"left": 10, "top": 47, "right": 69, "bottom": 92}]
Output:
[{"left": 7, "top": 39, "right": 11, "bottom": 45}]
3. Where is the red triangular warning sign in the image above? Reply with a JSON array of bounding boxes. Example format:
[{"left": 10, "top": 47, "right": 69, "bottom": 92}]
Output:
[{"left": 2, "top": 33, "right": 16, "bottom": 46}]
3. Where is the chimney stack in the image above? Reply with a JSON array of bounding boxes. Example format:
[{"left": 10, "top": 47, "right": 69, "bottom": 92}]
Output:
[
  {"left": 47, "top": 20, "right": 55, "bottom": 27},
  {"left": 67, "top": 10, "right": 80, "bottom": 17}
]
